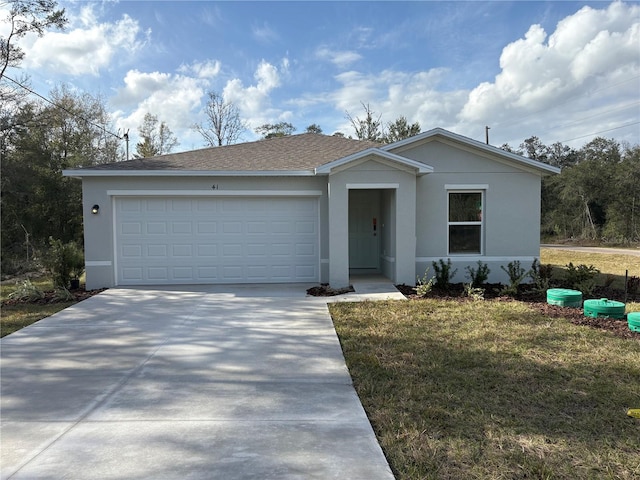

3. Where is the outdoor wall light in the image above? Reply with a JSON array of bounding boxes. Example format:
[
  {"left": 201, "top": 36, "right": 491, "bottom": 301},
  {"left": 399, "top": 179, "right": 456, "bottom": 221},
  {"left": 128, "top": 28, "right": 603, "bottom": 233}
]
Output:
[{"left": 91, "top": 204, "right": 100, "bottom": 215}]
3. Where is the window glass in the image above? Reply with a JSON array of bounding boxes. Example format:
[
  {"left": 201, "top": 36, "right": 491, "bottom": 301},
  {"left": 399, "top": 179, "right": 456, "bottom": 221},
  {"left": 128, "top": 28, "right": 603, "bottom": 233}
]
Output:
[
  {"left": 449, "top": 193, "right": 482, "bottom": 222},
  {"left": 448, "top": 191, "right": 483, "bottom": 254},
  {"left": 449, "top": 225, "right": 481, "bottom": 254}
]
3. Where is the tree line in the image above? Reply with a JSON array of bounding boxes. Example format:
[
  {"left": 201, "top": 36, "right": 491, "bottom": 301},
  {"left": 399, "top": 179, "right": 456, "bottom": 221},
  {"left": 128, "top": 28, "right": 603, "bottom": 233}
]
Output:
[{"left": 501, "top": 136, "right": 640, "bottom": 245}]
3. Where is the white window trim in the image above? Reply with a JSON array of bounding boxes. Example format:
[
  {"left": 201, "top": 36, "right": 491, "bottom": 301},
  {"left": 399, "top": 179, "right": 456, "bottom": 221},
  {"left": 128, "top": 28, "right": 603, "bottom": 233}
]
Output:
[{"left": 447, "top": 189, "right": 485, "bottom": 256}]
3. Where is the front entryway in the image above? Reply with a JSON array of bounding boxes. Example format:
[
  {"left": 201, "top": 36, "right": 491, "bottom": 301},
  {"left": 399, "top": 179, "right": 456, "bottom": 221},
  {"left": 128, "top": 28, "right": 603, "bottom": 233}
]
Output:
[{"left": 349, "top": 190, "right": 381, "bottom": 272}]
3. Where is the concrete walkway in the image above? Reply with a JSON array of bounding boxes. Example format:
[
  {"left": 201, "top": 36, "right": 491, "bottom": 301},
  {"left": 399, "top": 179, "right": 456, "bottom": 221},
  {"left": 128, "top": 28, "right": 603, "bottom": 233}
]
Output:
[{"left": 1, "top": 284, "right": 396, "bottom": 479}]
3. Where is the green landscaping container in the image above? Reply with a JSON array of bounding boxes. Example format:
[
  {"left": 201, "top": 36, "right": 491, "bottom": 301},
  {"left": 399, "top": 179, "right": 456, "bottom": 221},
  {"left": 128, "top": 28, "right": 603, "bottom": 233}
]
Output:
[
  {"left": 628, "top": 312, "right": 640, "bottom": 332},
  {"left": 583, "top": 298, "right": 626, "bottom": 319},
  {"left": 546, "top": 288, "right": 583, "bottom": 308}
]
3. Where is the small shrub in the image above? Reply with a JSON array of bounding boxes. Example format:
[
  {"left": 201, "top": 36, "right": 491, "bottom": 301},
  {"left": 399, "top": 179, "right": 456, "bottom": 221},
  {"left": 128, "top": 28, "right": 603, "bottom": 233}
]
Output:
[
  {"left": 528, "top": 259, "right": 554, "bottom": 292},
  {"left": 463, "top": 282, "right": 485, "bottom": 301},
  {"left": 565, "top": 262, "right": 600, "bottom": 295},
  {"left": 43, "top": 238, "right": 84, "bottom": 288},
  {"left": 53, "top": 286, "right": 74, "bottom": 302},
  {"left": 500, "top": 261, "right": 528, "bottom": 297},
  {"left": 603, "top": 274, "right": 616, "bottom": 288},
  {"left": 465, "top": 261, "right": 490, "bottom": 287},
  {"left": 8, "top": 279, "right": 45, "bottom": 302},
  {"left": 432, "top": 259, "right": 457, "bottom": 290},
  {"left": 414, "top": 269, "right": 435, "bottom": 297},
  {"left": 627, "top": 276, "right": 640, "bottom": 295}
]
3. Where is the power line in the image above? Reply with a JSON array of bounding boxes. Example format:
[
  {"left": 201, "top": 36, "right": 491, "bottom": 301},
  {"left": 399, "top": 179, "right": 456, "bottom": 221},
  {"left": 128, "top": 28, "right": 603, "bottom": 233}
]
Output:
[
  {"left": 558, "top": 121, "right": 640, "bottom": 143},
  {"left": 2, "top": 74, "right": 122, "bottom": 140},
  {"left": 551, "top": 101, "right": 640, "bottom": 131}
]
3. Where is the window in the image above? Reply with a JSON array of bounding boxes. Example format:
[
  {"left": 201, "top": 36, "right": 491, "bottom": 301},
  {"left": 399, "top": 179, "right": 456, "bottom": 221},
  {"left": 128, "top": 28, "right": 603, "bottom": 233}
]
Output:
[{"left": 448, "top": 191, "right": 483, "bottom": 254}]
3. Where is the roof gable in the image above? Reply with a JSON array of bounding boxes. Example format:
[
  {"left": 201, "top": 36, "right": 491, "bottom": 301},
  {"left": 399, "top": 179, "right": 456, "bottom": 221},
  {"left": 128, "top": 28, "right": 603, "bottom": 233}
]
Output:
[
  {"left": 383, "top": 128, "right": 561, "bottom": 176},
  {"left": 314, "top": 148, "right": 433, "bottom": 175}
]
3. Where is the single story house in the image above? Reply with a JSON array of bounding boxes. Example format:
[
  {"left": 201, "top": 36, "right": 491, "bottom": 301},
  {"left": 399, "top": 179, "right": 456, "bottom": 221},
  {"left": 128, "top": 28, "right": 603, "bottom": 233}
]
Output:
[{"left": 63, "top": 128, "right": 560, "bottom": 290}]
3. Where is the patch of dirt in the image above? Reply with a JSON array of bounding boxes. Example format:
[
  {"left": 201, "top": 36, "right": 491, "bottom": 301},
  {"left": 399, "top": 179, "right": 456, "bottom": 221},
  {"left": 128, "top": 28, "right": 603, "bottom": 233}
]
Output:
[
  {"left": 396, "top": 283, "right": 640, "bottom": 340},
  {"left": 306, "top": 284, "right": 355, "bottom": 296}
]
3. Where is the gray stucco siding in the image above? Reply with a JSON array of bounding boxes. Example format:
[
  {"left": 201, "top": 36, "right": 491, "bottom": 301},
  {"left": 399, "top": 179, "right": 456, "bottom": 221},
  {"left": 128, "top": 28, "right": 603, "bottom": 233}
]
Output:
[
  {"left": 390, "top": 140, "right": 527, "bottom": 175},
  {"left": 410, "top": 139, "right": 544, "bottom": 285},
  {"left": 81, "top": 175, "right": 328, "bottom": 289}
]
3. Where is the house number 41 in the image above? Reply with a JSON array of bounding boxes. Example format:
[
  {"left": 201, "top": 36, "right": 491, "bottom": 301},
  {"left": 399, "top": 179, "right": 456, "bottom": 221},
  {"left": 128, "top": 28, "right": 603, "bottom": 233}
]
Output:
[{"left": 211, "top": 184, "right": 219, "bottom": 190}]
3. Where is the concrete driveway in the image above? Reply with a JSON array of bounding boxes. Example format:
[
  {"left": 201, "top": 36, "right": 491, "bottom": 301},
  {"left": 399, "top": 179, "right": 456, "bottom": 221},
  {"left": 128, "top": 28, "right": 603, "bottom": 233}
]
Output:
[{"left": 1, "top": 284, "right": 395, "bottom": 479}]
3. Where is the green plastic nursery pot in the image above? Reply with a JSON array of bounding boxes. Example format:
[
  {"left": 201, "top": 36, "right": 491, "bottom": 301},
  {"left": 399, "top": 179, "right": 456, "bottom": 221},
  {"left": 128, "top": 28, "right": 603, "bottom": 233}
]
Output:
[
  {"left": 546, "top": 288, "right": 583, "bottom": 308},
  {"left": 583, "top": 298, "right": 626, "bottom": 319},
  {"left": 628, "top": 312, "right": 640, "bottom": 332}
]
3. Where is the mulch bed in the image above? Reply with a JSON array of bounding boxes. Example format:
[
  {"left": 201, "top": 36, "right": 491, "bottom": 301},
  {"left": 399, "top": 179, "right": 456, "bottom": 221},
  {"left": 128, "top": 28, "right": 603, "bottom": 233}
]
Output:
[
  {"left": 396, "top": 283, "right": 640, "bottom": 340},
  {"left": 306, "top": 284, "right": 355, "bottom": 296}
]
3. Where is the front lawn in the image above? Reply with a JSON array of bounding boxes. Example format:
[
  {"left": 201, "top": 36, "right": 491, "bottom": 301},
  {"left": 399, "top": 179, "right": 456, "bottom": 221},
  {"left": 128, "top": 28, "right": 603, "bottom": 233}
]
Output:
[
  {"left": 331, "top": 299, "right": 640, "bottom": 479},
  {"left": 0, "top": 275, "right": 100, "bottom": 337},
  {"left": 1, "top": 302, "right": 76, "bottom": 337}
]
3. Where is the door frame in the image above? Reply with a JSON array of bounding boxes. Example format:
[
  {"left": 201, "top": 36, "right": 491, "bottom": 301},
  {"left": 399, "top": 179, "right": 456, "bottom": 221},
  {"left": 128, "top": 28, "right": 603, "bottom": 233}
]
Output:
[{"left": 348, "top": 189, "right": 382, "bottom": 273}]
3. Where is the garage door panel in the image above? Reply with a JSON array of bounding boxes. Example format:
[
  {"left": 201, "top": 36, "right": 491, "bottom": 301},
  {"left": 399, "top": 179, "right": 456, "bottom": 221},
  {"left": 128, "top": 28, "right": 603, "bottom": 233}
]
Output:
[
  {"left": 116, "top": 197, "right": 318, "bottom": 285},
  {"left": 147, "top": 244, "right": 168, "bottom": 257},
  {"left": 148, "top": 267, "right": 169, "bottom": 280},
  {"left": 197, "top": 244, "right": 217, "bottom": 257}
]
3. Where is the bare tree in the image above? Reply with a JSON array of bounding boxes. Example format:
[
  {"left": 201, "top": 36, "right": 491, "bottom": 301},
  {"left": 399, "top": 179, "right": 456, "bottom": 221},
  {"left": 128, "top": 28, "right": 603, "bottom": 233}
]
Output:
[
  {"left": 346, "top": 102, "right": 383, "bottom": 142},
  {"left": 194, "top": 91, "right": 246, "bottom": 146}
]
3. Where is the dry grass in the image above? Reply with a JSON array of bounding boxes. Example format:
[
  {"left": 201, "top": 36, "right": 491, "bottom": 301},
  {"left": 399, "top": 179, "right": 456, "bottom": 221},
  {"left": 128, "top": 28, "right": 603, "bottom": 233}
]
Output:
[
  {"left": 1, "top": 275, "right": 72, "bottom": 337},
  {"left": 1, "top": 302, "right": 75, "bottom": 337},
  {"left": 540, "top": 248, "right": 640, "bottom": 291},
  {"left": 333, "top": 248, "right": 640, "bottom": 478},
  {"left": 331, "top": 299, "right": 640, "bottom": 479}
]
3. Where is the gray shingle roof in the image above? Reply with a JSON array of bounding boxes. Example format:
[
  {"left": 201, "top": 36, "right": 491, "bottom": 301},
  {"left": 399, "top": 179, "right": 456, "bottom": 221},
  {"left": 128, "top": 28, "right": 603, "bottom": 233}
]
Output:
[{"left": 84, "top": 134, "right": 381, "bottom": 171}]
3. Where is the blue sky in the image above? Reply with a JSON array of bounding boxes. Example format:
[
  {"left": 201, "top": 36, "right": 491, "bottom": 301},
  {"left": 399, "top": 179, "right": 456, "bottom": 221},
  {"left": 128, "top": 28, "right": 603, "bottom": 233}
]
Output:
[{"left": 3, "top": 1, "right": 639, "bottom": 153}]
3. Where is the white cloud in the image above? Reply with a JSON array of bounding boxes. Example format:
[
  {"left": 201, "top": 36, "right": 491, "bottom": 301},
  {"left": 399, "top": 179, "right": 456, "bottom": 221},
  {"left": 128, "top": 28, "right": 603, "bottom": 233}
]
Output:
[
  {"left": 21, "top": 6, "right": 148, "bottom": 76},
  {"left": 178, "top": 60, "right": 221, "bottom": 79},
  {"left": 223, "top": 60, "right": 290, "bottom": 131},
  {"left": 458, "top": 1, "right": 640, "bottom": 145},
  {"left": 253, "top": 22, "right": 279, "bottom": 44},
  {"left": 111, "top": 69, "right": 205, "bottom": 151},
  {"left": 316, "top": 47, "right": 362, "bottom": 68},
  {"left": 329, "top": 68, "right": 466, "bottom": 135}
]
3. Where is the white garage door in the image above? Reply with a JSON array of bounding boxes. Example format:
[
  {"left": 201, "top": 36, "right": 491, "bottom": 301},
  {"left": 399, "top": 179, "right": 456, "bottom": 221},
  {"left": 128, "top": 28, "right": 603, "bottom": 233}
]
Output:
[{"left": 115, "top": 197, "right": 319, "bottom": 285}]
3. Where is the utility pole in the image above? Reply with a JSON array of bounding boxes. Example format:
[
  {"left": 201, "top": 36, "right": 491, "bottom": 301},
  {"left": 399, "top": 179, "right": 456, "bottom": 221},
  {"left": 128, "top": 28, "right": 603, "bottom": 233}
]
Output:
[
  {"left": 123, "top": 130, "right": 129, "bottom": 160},
  {"left": 485, "top": 126, "right": 490, "bottom": 145}
]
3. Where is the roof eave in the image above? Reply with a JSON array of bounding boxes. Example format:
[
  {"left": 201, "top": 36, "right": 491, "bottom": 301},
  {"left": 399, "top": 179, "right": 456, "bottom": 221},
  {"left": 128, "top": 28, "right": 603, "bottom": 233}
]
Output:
[{"left": 62, "top": 169, "right": 317, "bottom": 178}]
